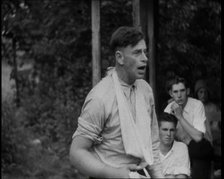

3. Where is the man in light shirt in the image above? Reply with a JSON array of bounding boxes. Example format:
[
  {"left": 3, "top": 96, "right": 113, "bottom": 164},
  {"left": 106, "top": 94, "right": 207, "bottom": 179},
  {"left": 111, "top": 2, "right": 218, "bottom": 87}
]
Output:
[
  {"left": 158, "top": 112, "right": 190, "bottom": 178},
  {"left": 69, "top": 26, "right": 163, "bottom": 178},
  {"left": 164, "top": 76, "right": 213, "bottom": 179}
]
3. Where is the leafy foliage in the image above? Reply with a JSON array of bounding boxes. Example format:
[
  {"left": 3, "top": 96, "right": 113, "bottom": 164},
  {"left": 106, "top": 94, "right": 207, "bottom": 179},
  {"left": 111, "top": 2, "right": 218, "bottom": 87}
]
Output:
[
  {"left": 1, "top": 0, "right": 133, "bottom": 178},
  {"left": 157, "top": 0, "right": 221, "bottom": 111}
]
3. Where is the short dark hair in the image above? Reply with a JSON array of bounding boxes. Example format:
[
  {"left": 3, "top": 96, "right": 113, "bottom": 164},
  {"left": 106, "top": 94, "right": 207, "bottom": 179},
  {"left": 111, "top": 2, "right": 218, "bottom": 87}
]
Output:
[
  {"left": 166, "top": 75, "right": 189, "bottom": 93},
  {"left": 158, "top": 112, "right": 178, "bottom": 127},
  {"left": 109, "top": 26, "right": 144, "bottom": 53}
]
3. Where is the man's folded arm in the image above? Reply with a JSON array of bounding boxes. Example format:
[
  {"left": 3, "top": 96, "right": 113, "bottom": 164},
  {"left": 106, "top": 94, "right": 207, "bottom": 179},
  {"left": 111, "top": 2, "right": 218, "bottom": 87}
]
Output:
[{"left": 69, "top": 135, "right": 130, "bottom": 178}]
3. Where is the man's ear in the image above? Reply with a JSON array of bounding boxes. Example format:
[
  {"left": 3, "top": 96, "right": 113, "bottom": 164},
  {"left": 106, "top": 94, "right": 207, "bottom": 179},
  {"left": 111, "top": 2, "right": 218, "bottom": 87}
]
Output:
[
  {"left": 115, "top": 51, "right": 124, "bottom": 65},
  {"left": 169, "top": 90, "right": 173, "bottom": 98},
  {"left": 186, "top": 88, "right": 190, "bottom": 96}
]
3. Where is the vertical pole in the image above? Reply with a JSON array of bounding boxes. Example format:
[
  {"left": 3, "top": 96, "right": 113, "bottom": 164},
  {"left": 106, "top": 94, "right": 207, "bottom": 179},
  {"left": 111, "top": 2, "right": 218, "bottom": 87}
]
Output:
[
  {"left": 132, "top": 0, "right": 141, "bottom": 29},
  {"left": 147, "top": 0, "right": 158, "bottom": 110},
  {"left": 91, "top": 0, "right": 101, "bottom": 87}
]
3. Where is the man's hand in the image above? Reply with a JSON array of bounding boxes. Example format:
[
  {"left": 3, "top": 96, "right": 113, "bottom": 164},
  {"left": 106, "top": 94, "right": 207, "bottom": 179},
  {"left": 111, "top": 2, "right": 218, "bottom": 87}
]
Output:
[
  {"left": 171, "top": 102, "right": 183, "bottom": 119},
  {"left": 165, "top": 174, "right": 176, "bottom": 178},
  {"left": 118, "top": 164, "right": 144, "bottom": 178},
  {"left": 127, "top": 164, "right": 144, "bottom": 171},
  {"left": 170, "top": 102, "right": 204, "bottom": 143}
]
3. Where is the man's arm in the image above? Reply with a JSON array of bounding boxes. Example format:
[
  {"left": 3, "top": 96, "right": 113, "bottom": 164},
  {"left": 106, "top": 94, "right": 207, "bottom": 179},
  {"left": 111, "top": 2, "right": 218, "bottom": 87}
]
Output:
[
  {"left": 177, "top": 115, "right": 203, "bottom": 142},
  {"left": 172, "top": 103, "right": 203, "bottom": 142},
  {"left": 175, "top": 174, "right": 188, "bottom": 178},
  {"left": 164, "top": 173, "right": 188, "bottom": 178},
  {"left": 176, "top": 143, "right": 191, "bottom": 178},
  {"left": 69, "top": 135, "right": 140, "bottom": 178}
]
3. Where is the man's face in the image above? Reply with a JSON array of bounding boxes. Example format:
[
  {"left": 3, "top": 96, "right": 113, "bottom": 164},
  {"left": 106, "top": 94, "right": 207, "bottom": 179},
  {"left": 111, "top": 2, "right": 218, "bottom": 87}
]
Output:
[
  {"left": 169, "top": 82, "right": 189, "bottom": 106},
  {"left": 120, "top": 39, "right": 148, "bottom": 83},
  {"left": 159, "top": 121, "right": 176, "bottom": 146}
]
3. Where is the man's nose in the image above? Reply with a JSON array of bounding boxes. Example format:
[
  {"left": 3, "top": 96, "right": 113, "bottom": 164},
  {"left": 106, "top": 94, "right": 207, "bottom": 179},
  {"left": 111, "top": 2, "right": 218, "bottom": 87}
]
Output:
[
  {"left": 167, "top": 131, "right": 171, "bottom": 136},
  {"left": 141, "top": 51, "right": 148, "bottom": 62}
]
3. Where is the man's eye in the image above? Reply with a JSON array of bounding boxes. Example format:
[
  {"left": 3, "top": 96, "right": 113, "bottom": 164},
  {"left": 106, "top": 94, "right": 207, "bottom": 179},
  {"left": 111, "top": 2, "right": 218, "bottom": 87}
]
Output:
[
  {"left": 134, "top": 50, "right": 141, "bottom": 55},
  {"left": 144, "top": 51, "right": 149, "bottom": 57}
]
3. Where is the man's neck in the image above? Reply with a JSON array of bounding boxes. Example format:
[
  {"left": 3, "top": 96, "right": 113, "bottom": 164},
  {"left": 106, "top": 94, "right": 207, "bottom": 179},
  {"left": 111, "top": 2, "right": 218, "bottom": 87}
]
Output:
[
  {"left": 180, "top": 97, "right": 188, "bottom": 109},
  {"left": 160, "top": 142, "right": 173, "bottom": 155},
  {"left": 115, "top": 67, "right": 135, "bottom": 85}
]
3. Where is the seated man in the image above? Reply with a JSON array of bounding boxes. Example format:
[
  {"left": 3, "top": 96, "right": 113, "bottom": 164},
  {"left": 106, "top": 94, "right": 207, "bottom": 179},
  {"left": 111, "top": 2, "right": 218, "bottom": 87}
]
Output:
[
  {"left": 158, "top": 112, "right": 191, "bottom": 178},
  {"left": 164, "top": 76, "right": 214, "bottom": 179}
]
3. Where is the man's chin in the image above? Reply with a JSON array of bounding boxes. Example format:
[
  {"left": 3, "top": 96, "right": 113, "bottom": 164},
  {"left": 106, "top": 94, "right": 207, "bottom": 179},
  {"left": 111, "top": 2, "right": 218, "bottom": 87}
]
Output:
[
  {"left": 177, "top": 102, "right": 187, "bottom": 108},
  {"left": 176, "top": 100, "right": 184, "bottom": 105},
  {"left": 137, "top": 73, "right": 145, "bottom": 79}
]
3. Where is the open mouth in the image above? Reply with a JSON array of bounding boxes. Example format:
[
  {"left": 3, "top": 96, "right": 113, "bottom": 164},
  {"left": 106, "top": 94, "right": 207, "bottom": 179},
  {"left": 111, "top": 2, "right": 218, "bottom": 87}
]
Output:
[{"left": 138, "top": 66, "right": 146, "bottom": 71}]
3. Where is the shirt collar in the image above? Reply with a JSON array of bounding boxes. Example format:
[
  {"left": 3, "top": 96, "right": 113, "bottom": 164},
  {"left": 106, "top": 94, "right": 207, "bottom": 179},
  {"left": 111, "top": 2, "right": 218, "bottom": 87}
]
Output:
[
  {"left": 118, "top": 77, "right": 136, "bottom": 89},
  {"left": 160, "top": 141, "right": 175, "bottom": 159}
]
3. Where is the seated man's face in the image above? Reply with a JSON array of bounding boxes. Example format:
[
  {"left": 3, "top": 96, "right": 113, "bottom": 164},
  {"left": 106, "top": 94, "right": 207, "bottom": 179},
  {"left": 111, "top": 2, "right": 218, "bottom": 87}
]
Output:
[
  {"left": 169, "top": 82, "right": 189, "bottom": 106},
  {"left": 159, "top": 121, "right": 176, "bottom": 146}
]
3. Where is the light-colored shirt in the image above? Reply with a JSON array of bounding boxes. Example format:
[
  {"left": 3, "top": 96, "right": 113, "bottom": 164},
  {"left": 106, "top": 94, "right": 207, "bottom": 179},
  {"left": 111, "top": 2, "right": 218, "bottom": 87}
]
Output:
[
  {"left": 160, "top": 141, "right": 191, "bottom": 177},
  {"left": 72, "top": 73, "right": 161, "bottom": 175},
  {"left": 164, "top": 97, "right": 206, "bottom": 145}
]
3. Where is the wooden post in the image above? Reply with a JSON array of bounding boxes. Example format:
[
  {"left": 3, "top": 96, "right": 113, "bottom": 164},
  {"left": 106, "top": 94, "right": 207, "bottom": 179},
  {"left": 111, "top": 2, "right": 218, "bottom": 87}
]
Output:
[
  {"left": 132, "top": 0, "right": 141, "bottom": 28},
  {"left": 147, "top": 0, "right": 157, "bottom": 109},
  {"left": 91, "top": 0, "right": 101, "bottom": 87}
]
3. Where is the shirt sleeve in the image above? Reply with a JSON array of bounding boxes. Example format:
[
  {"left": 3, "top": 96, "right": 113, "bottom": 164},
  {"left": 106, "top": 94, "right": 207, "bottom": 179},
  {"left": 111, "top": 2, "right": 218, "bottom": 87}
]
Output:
[
  {"left": 193, "top": 101, "right": 206, "bottom": 133},
  {"left": 72, "top": 95, "right": 105, "bottom": 143},
  {"left": 173, "top": 143, "right": 191, "bottom": 176},
  {"left": 164, "top": 102, "right": 173, "bottom": 113}
]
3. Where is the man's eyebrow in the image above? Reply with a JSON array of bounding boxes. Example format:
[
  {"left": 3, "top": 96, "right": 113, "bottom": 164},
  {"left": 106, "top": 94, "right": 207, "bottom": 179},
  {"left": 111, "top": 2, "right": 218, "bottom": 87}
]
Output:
[
  {"left": 132, "top": 48, "right": 147, "bottom": 53},
  {"left": 132, "top": 49, "right": 142, "bottom": 53},
  {"left": 161, "top": 127, "right": 175, "bottom": 130},
  {"left": 173, "top": 88, "right": 185, "bottom": 92}
]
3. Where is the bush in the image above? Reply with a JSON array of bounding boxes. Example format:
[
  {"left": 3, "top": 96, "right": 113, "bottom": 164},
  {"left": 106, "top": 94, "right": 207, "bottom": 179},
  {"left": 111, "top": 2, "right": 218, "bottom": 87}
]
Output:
[
  {"left": 1, "top": 88, "right": 85, "bottom": 178},
  {"left": 2, "top": 101, "right": 17, "bottom": 171}
]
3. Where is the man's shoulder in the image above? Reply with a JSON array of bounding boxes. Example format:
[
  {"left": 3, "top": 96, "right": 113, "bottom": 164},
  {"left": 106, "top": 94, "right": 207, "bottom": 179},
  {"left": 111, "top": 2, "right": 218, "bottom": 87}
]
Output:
[
  {"left": 87, "top": 75, "right": 114, "bottom": 100},
  {"left": 186, "top": 97, "right": 204, "bottom": 111},
  {"left": 164, "top": 101, "right": 174, "bottom": 112},
  {"left": 95, "top": 75, "right": 113, "bottom": 88},
  {"left": 136, "top": 79, "right": 152, "bottom": 92},
  {"left": 173, "top": 141, "right": 188, "bottom": 152},
  {"left": 173, "top": 140, "right": 188, "bottom": 148},
  {"left": 187, "top": 97, "right": 203, "bottom": 105}
]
